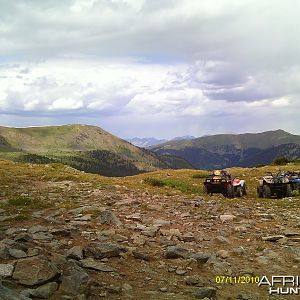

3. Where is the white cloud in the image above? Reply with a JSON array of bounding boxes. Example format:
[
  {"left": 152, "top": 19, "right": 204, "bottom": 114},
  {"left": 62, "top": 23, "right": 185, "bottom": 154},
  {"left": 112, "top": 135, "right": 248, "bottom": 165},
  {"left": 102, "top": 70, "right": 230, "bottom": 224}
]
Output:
[{"left": 0, "top": 0, "right": 300, "bottom": 137}]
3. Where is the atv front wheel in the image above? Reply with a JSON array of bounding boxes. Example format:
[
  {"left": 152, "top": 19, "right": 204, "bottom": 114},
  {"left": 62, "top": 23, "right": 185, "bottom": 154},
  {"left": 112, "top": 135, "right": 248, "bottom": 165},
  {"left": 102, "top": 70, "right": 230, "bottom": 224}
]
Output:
[
  {"left": 235, "top": 186, "right": 243, "bottom": 197},
  {"left": 262, "top": 185, "right": 271, "bottom": 198},
  {"left": 203, "top": 185, "right": 211, "bottom": 195},
  {"left": 286, "top": 184, "right": 292, "bottom": 197},
  {"left": 226, "top": 185, "right": 234, "bottom": 198},
  {"left": 257, "top": 186, "right": 263, "bottom": 198}
]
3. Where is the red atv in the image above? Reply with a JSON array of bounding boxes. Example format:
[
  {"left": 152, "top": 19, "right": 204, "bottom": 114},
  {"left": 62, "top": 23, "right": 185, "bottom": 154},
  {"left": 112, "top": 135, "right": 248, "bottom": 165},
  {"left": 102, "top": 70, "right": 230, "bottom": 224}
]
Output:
[{"left": 203, "top": 170, "right": 246, "bottom": 198}]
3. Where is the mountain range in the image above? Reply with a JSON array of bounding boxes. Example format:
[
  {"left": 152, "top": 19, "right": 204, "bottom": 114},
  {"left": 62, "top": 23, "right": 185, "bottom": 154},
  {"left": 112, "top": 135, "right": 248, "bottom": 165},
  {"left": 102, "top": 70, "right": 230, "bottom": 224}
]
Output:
[
  {"left": 127, "top": 135, "right": 195, "bottom": 148},
  {"left": 0, "top": 125, "right": 192, "bottom": 176},
  {"left": 151, "top": 129, "right": 300, "bottom": 169},
  {"left": 1, "top": 125, "right": 299, "bottom": 175}
]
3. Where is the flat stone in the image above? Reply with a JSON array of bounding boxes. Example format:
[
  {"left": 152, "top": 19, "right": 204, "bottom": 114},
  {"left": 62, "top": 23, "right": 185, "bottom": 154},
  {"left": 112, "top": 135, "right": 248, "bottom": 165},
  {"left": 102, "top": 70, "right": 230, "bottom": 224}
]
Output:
[
  {"left": 66, "top": 245, "right": 83, "bottom": 260},
  {"left": 113, "top": 234, "right": 128, "bottom": 242},
  {"left": 0, "top": 282, "right": 30, "bottom": 300},
  {"left": 131, "top": 234, "right": 146, "bottom": 246},
  {"left": 262, "top": 235, "right": 285, "bottom": 242},
  {"left": 189, "top": 253, "right": 211, "bottom": 263},
  {"left": 141, "top": 227, "right": 159, "bottom": 237},
  {"left": 283, "top": 230, "right": 300, "bottom": 237},
  {"left": 184, "top": 275, "right": 201, "bottom": 286},
  {"left": 215, "top": 236, "right": 230, "bottom": 244},
  {"left": 220, "top": 214, "right": 235, "bottom": 222},
  {"left": 148, "top": 204, "right": 163, "bottom": 211},
  {"left": 32, "top": 232, "right": 53, "bottom": 240},
  {"left": 6, "top": 228, "right": 25, "bottom": 236},
  {"left": 0, "top": 243, "right": 10, "bottom": 259},
  {"left": 179, "top": 233, "right": 196, "bottom": 242},
  {"left": 217, "top": 250, "right": 229, "bottom": 259},
  {"left": 256, "top": 256, "right": 269, "bottom": 265},
  {"left": 28, "top": 225, "right": 48, "bottom": 234},
  {"left": 153, "top": 219, "right": 171, "bottom": 227},
  {"left": 162, "top": 228, "right": 181, "bottom": 237},
  {"left": 27, "top": 248, "right": 39, "bottom": 257},
  {"left": 175, "top": 269, "right": 187, "bottom": 275},
  {"left": 30, "top": 282, "right": 58, "bottom": 299},
  {"left": 132, "top": 250, "right": 152, "bottom": 261},
  {"left": 125, "top": 213, "right": 142, "bottom": 221},
  {"left": 75, "top": 214, "right": 92, "bottom": 221},
  {"left": 193, "top": 287, "right": 217, "bottom": 299},
  {"left": 59, "top": 261, "right": 90, "bottom": 296},
  {"left": 12, "top": 257, "right": 59, "bottom": 286},
  {"left": 122, "top": 283, "right": 133, "bottom": 291},
  {"left": 80, "top": 258, "right": 115, "bottom": 272},
  {"left": 0, "top": 263, "right": 14, "bottom": 277},
  {"left": 84, "top": 242, "right": 127, "bottom": 259},
  {"left": 98, "top": 210, "right": 122, "bottom": 226},
  {"left": 14, "top": 233, "right": 32, "bottom": 242},
  {"left": 233, "top": 247, "right": 245, "bottom": 255},
  {"left": 164, "top": 245, "right": 189, "bottom": 259},
  {"left": 9, "top": 248, "right": 27, "bottom": 259}
]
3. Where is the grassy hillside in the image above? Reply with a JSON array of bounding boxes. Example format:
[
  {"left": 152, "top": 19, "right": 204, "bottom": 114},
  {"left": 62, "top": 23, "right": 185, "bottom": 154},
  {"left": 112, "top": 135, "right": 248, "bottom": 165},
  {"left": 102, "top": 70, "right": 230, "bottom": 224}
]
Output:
[
  {"left": 0, "top": 125, "right": 192, "bottom": 176},
  {"left": 1, "top": 159, "right": 299, "bottom": 299},
  {"left": 152, "top": 130, "right": 300, "bottom": 169}
]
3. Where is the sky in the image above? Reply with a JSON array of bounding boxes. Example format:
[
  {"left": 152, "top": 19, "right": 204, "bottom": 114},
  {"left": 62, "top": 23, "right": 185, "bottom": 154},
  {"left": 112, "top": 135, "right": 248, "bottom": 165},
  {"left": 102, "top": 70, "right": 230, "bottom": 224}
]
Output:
[{"left": 0, "top": 0, "right": 300, "bottom": 139}]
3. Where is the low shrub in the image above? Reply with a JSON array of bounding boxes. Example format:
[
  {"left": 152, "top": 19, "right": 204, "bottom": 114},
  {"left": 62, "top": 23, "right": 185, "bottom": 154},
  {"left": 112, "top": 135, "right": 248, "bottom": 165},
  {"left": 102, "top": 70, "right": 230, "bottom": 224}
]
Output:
[
  {"left": 192, "top": 173, "right": 209, "bottom": 179},
  {"left": 144, "top": 177, "right": 203, "bottom": 194},
  {"left": 272, "top": 156, "right": 291, "bottom": 165},
  {"left": 8, "top": 196, "right": 32, "bottom": 206}
]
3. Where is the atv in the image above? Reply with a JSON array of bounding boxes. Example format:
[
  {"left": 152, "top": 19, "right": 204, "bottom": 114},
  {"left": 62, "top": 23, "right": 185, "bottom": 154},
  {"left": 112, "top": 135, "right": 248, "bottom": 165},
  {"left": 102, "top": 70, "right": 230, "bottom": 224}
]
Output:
[
  {"left": 257, "top": 171, "right": 295, "bottom": 198},
  {"left": 203, "top": 170, "right": 246, "bottom": 198},
  {"left": 232, "top": 177, "right": 247, "bottom": 197},
  {"left": 287, "top": 171, "right": 300, "bottom": 192}
]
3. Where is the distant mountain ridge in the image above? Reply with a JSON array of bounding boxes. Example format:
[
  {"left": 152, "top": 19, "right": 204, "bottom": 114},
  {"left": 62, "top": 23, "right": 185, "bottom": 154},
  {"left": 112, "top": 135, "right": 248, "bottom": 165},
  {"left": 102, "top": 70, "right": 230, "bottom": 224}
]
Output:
[
  {"left": 127, "top": 135, "right": 196, "bottom": 148},
  {"left": 126, "top": 137, "right": 168, "bottom": 148},
  {"left": 0, "top": 125, "right": 192, "bottom": 176},
  {"left": 151, "top": 129, "right": 300, "bottom": 169}
]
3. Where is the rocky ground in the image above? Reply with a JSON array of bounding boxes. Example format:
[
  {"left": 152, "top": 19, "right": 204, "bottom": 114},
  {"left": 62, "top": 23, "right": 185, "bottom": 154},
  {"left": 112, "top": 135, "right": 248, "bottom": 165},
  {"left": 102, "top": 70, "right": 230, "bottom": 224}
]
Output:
[{"left": 0, "top": 160, "right": 300, "bottom": 299}]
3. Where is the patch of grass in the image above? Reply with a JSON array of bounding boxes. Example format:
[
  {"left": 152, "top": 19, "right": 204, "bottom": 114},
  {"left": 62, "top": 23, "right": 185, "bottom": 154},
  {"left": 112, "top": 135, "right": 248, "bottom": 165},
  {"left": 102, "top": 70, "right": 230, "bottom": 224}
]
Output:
[
  {"left": 256, "top": 246, "right": 265, "bottom": 252},
  {"left": 144, "top": 177, "right": 203, "bottom": 194},
  {"left": 8, "top": 196, "right": 32, "bottom": 206},
  {"left": 7, "top": 195, "right": 52, "bottom": 209},
  {"left": 144, "top": 177, "right": 166, "bottom": 187},
  {"left": 55, "top": 201, "right": 79, "bottom": 210},
  {"left": 14, "top": 213, "right": 31, "bottom": 221}
]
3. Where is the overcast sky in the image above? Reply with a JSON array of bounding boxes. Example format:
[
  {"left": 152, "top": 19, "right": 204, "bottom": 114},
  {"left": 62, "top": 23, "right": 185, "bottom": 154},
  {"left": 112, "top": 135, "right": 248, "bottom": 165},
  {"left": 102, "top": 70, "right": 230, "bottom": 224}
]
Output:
[{"left": 0, "top": 0, "right": 299, "bottom": 138}]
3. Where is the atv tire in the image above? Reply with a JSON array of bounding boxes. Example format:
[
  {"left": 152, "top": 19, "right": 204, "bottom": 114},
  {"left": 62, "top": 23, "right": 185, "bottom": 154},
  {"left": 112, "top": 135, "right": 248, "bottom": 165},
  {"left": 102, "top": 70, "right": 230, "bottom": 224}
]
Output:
[
  {"left": 235, "top": 186, "right": 243, "bottom": 197},
  {"left": 203, "top": 185, "right": 210, "bottom": 195},
  {"left": 257, "top": 186, "right": 263, "bottom": 198},
  {"left": 226, "top": 185, "right": 234, "bottom": 198},
  {"left": 243, "top": 183, "right": 247, "bottom": 195},
  {"left": 262, "top": 185, "right": 271, "bottom": 198},
  {"left": 286, "top": 184, "right": 292, "bottom": 197}
]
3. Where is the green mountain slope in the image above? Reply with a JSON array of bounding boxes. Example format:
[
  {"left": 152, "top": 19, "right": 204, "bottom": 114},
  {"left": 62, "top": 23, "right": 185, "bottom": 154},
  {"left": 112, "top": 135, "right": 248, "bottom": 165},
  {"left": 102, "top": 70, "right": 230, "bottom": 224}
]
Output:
[
  {"left": 0, "top": 125, "right": 192, "bottom": 176},
  {"left": 151, "top": 130, "right": 300, "bottom": 169}
]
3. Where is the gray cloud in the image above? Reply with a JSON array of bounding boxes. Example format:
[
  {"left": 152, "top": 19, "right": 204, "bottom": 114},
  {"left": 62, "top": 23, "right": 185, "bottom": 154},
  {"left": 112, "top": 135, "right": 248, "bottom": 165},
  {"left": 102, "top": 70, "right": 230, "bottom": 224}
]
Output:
[{"left": 0, "top": 0, "right": 299, "bottom": 137}]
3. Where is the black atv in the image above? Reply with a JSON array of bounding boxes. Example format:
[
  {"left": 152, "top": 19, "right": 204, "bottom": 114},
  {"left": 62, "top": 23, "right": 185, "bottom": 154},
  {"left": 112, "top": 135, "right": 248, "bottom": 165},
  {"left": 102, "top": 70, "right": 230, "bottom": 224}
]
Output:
[
  {"left": 203, "top": 170, "right": 246, "bottom": 198},
  {"left": 257, "top": 171, "right": 295, "bottom": 198}
]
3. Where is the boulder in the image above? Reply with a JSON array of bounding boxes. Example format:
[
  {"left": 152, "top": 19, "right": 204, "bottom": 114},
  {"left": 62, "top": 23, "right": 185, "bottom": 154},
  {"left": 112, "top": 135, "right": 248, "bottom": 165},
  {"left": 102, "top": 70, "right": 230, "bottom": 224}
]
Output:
[
  {"left": 98, "top": 210, "right": 122, "bottom": 226},
  {"left": 58, "top": 261, "right": 90, "bottom": 296},
  {"left": 84, "top": 242, "right": 127, "bottom": 259},
  {"left": 164, "top": 245, "right": 189, "bottom": 259},
  {"left": 0, "top": 283, "right": 30, "bottom": 300},
  {"left": 12, "top": 257, "right": 59, "bottom": 286}
]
